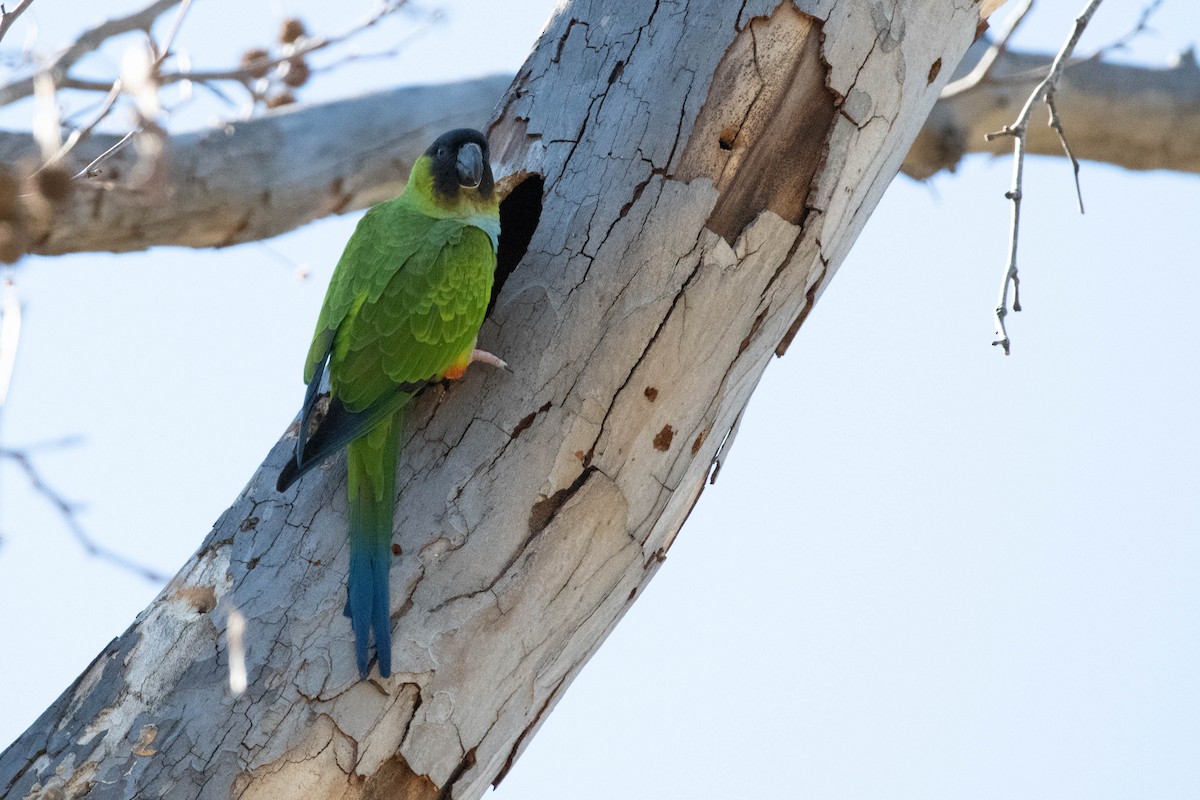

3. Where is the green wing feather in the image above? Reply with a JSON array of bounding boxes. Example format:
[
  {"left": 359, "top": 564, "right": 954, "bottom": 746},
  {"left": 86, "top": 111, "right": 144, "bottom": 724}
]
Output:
[
  {"left": 303, "top": 200, "right": 439, "bottom": 384},
  {"left": 306, "top": 200, "right": 496, "bottom": 413}
]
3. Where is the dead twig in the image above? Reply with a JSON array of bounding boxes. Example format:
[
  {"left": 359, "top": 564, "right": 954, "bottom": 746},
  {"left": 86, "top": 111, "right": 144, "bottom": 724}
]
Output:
[
  {"left": 12, "top": 0, "right": 417, "bottom": 174},
  {"left": 73, "top": 129, "right": 138, "bottom": 179},
  {"left": 0, "top": 443, "right": 169, "bottom": 583},
  {"left": 0, "top": 0, "right": 184, "bottom": 108},
  {"left": 154, "top": 0, "right": 410, "bottom": 88},
  {"left": 1082, "top": 0, "right": 1164, "bottom": 61},
  {"left": 941, "top": 0, "right": 1036, "bottom": 99},
  {"left": 0, "top": 0, "right": 411, "bottom": 108},
  {"left": 984, "top": 0, "right": 1102, "bottom": 355},
  {"left": 0, "top": 0, "right": 35, "bottom": 48},
  {"left": 42, "top": 0, "right": 190, "bottom": 171},
  {"left": 151, "top": 0, "right": 192, "bottom": 67}
]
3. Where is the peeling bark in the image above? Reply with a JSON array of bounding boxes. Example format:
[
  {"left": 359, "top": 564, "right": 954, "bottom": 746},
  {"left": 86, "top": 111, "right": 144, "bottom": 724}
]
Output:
[{"left": 2, "top": 1, "right": 991, "bottom": 798}]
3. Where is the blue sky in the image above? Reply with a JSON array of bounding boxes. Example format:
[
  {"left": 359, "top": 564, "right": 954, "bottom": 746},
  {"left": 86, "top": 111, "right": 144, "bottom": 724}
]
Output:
[{"left": 1, "top": 2, "right": 1197, "bottom": 798}]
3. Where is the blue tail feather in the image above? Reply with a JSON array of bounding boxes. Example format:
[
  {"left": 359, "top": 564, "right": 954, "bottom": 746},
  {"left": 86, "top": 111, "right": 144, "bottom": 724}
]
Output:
[
  {"left": 345, "top": 539, "right": 392, "bottom": 677},
  {"left": 345, "top": 411, "right": 401, "bottom": 678}
]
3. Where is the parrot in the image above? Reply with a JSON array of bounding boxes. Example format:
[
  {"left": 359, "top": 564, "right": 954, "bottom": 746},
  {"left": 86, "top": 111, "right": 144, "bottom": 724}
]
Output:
[{"left": 276, "top": 128, "right": 503, "bottom": 678}]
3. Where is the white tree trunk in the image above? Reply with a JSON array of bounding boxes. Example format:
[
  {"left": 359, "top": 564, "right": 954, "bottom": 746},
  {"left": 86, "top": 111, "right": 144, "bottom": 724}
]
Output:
[{"left": 1, "top": 1, "right": 985, "bottom": 798}]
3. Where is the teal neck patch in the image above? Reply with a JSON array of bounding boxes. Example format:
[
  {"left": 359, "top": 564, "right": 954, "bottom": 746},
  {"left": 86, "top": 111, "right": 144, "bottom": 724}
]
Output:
[{"left": 464, "top": 212, "right": 501, "bottom": 250}]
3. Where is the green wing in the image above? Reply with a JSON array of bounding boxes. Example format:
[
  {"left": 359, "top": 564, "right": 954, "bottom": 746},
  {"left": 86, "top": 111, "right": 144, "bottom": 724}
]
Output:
[
  {"left": 304, "top": 200, "right": 437, "bottom": 384},
  {"left": 306, "top": 198, "right": 497, "bottom": 414}
]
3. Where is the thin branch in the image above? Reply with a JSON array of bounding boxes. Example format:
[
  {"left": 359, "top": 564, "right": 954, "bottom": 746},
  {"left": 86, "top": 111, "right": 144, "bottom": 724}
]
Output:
[
  {"left": 276, "top": 8, "right": 443, "bottom": 84},
  {"left": 1083, "top": 0, "right": 1165, "bottom": 60},
  {"left": 943, "top": 0, "right": 1163, "bottom": 97},
  {"left": 40, "top": 79, "right": 124, "bottom": 171},
  {"left": 73, "top": 128, "right": 138, "bottom": 179},
  {"left": 983, "top": 0, "right": 1103, "bottom": 355},
  {"left": 0, "top": 0, "right": 410, "bottom": 109},
  {"left": 941, "top": 0, "right": 1036, "bottom": 98},
  {"left": 0, "top": 0, "right": 35, "bottom": 48},
  {"left": 0, "top": 444, "right": 169, "bottom": 583},
  {"left": 151, "top": 0, "right": 192, "bottom": 67},
  {"left": 0, "top": 0, "right": 183, "bottom": 107},
  {"left": 153, "top": 0, "right": 410, "bottom": 87},
  {"left": 1045, "top": 87, "right": 1084, "bottom": 212},
  {"left": 12, "top": 0, "right": 415, "bottom": 172}
]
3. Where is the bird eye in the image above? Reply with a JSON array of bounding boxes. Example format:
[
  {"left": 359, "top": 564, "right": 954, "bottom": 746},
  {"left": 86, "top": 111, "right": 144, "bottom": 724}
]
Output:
[{"left": 436, "top": 146, "right": 448, "bottom": 159}]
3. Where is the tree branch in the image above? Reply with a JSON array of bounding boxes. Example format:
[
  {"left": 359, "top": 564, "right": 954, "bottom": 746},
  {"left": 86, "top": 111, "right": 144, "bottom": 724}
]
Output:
[
  {"left": 904, "top": 40, "right": 1200, "bottom": 179},
  {"left": 939, "top": 0, "right": 1035, "bottom": 99},
  {"left": 0, "top": 75, "right": 510, "bottom": 255},
  {"left": 0, "top": 442, "right": 169, "bottom": 583},
  {"left": 0, "top": 0, "right": 35, "bottom": 48},
  {"left": 0, "top": 0, "right": 183, "bottom": 108},
  {"left": 983, "top": 0, "right": 1103, "bottom": 355},
  {"left": 0, "top": 39, "right": 1189, "bottom": 260}
]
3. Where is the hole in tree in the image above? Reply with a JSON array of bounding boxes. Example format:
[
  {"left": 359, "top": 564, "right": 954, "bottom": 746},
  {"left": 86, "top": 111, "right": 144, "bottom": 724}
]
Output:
[
  {"left": 718, "top": 127, "right": 737, "bottom": 151},
  {"left": 490, "top": 172, "right": 544, "bottom": 316}
]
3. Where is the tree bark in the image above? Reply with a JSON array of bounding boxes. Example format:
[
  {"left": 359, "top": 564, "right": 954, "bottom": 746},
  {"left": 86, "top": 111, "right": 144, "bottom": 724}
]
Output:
[{"left": 1, "top": 1, "right": 986, "bottom": 798}]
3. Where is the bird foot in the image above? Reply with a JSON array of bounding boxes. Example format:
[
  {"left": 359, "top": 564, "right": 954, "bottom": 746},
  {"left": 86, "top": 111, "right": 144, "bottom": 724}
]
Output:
[
  {"left": 443, "top": 349, "right": 509, "bottom": 381},
  {"left": 469, "top": 349, "right": 509, "bottom": 372}
]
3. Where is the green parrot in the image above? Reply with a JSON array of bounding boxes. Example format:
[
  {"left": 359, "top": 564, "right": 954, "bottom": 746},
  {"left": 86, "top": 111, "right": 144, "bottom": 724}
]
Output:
[{"left": 277, "top": 128, "right": 503, "bottom": 678}]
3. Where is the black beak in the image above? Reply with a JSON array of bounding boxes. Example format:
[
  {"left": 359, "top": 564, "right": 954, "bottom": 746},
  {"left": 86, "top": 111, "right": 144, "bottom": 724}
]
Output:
[{"left": 456, "top": 142, "right": 484, "bottom": 189}]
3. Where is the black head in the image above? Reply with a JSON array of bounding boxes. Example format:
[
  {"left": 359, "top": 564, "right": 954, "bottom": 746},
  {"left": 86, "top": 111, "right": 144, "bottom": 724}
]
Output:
[{"left": 425, "top": 128, "right": 494, "bottom": 203}]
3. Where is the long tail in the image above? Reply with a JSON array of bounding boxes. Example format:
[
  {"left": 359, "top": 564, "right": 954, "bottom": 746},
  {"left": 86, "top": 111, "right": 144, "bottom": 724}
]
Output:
[{"left": 345, "top": 409, "right": 402, "bottom": 678}]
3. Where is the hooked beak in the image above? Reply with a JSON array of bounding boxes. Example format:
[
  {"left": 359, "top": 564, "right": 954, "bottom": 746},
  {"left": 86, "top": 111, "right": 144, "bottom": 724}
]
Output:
[{"left": 456, "top": 142, "right": 484, "bottom": 189}]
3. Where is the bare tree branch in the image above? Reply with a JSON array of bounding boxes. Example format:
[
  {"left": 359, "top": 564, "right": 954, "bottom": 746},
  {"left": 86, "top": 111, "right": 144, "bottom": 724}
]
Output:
[
  {"left": 156, "top": 0, "right": 409, "bottom": 88},
  {"left": 906, "top": 41, "right": 1200, "bottom": 180},
  {"left": 984, "top": 0, "right": 1104, "bottom": 355},
  {"left": 0, "top": 442, "right": 169, "bottom": 583},
  {"left": 151, "top": 0, "right": 192, "bottom": 67},
  {"left": 940, "top": 0, "right": 1036, "bottom": 99},
  {"left": 0, "top": 0, "right": 35, "bottom": 48},
  {"left": 1083, "top": 0, "right": 1165, "bottom": 60},
  {"left": 0, "top": 43, "right": 1187, "bottom": 261},
  {"left": 0, "top": 0, "right": 183, "bottom": 108},
  {"left": 0, "top": 75, "right": 509, "bottom": 255},
  {"left": 1044, "top": 85, "right": 1084, "bottom": 213}
]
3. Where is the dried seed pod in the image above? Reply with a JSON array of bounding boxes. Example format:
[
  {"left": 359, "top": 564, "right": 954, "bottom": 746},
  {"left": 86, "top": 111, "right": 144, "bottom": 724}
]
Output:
[
  {"left": 280, "top": 17, "right": 306, "bottom": 44},
  {"left": 35, "top": 165, "right": 74, "bottom": 203},
  {"left": 240, "top": 47, "right": 272, "bottom": 80},
  {"left": 266, "top": 90, "right": 296, "bottom": 109},
  {"left": 281, "top": 57, "right": 310, "bottom": 88}
]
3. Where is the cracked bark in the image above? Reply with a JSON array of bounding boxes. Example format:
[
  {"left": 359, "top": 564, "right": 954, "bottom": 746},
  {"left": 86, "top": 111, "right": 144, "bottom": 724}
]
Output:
[{"left": 2, "top": 1, "right": 991, "bottom": 798}]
